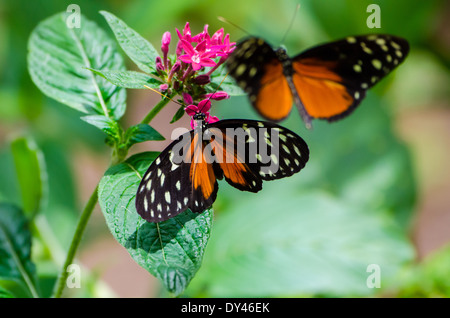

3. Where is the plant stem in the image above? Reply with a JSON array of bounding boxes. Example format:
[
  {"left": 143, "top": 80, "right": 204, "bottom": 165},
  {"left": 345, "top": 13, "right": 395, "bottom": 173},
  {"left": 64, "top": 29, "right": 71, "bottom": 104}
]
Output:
[
  {"left": 140, "top": 92, "right": 177, "bottom": 125},
  {"left": 51, "top": 91, "right": 175, "bottom": 298},
  {"left": 52, "top": 185, "right": 99, "bottom": 298}
]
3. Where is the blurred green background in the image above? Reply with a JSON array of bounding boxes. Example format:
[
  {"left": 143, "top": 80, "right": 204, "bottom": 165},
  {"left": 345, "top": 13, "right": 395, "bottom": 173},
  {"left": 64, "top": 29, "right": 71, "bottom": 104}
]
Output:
[{"left": 0, "top": 0, "right": 449, "bottom": 297}]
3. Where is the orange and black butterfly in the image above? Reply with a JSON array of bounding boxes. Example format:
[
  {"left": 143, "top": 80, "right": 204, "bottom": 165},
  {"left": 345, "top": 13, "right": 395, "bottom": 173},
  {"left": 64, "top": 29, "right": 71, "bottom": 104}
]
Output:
[
  {"left": 226, "top": 34, "right": 409, "bottom": 128},
  {"left": 135, "top": 114, "right": 309, "bottom": 222}
]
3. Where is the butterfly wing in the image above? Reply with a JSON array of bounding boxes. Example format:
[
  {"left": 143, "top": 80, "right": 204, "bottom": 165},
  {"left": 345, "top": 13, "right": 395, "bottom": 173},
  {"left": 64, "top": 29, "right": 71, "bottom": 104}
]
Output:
[
  {"left": 226, "top": 38, "right": 293, "bottom": 122},
  {"left": 136, "top": 120, "right": 310, "bottom": 223},
  {"left": 135, "top": 128, "right": 219, "bottom": 222},
  {"left": 292, "top": 34, "right": 409, "bottom": 121},
  {"left": 208, "top": 119, "right": 309, "bottom": 190}
]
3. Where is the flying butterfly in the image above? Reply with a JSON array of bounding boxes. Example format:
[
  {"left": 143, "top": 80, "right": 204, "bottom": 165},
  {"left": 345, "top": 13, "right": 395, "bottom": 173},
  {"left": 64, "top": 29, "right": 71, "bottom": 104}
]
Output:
[
  {"left": 135, "top": 114, "right": 309, "bottom": 222},
  {"left": 226, "top": 34, "right": 409, "bottom": 128}
]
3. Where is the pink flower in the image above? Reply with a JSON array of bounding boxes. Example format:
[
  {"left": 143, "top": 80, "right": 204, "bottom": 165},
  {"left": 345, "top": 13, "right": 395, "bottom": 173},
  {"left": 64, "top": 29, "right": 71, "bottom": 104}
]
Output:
[
  {"left": 184, "top": 99, "right": 220, "bottom": 128},
  {"left": 178, "top": 39, "right": 217, "bottom": 71},
  {"left": 176, "top": 22, "right": 192, "bottom": 42}
]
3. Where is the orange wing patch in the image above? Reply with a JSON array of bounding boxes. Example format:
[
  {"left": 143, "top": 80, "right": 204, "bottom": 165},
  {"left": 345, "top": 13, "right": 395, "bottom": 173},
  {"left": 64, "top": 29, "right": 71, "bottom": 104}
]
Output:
[
  {"left": 209, "top": 133, "right": 252, "bottom": 187},
  {"left": 189, "top": 133, "right": 216, "bottom": 200},
  {"left": 254, "top": 59, "right": 293, "bottom": 122},
  {"left": 292, "top": 59, "right": 353, "bottom": 119}
]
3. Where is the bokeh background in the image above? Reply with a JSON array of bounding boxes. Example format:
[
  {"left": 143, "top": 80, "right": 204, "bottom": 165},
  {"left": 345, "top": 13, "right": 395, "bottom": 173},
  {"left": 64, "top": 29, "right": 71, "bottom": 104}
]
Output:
[{"left": 0, "top": 0, "right": 449, "bottom": 297}]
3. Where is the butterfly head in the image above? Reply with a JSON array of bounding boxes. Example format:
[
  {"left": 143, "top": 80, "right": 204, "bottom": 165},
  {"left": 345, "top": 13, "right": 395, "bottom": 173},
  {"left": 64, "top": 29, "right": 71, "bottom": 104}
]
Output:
[
  {"left": 275, "top": 46, "right": 289, "bottom": 62},
  {"left": 193, "top": 112, "right": 207, "bottom": 121}
]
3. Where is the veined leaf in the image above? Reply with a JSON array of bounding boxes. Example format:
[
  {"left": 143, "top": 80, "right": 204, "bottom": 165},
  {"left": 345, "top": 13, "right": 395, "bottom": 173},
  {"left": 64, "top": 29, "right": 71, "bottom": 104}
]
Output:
[
  {"left": 0, "top": 203, "right": 39, "bottom": 298},
  {"left": 124, "top": 124, "right": 165, "bottom": 148},
  {"left": 100, "top": 11, "right": 160, "bottom": 75},
  {"left": 170, "top": 106, "right": 186, "bottom": 124},
  {"left": 88, "top": 68, "right": 162, "bottom": 89},
  {"left": 10, "top": 136, "right": 48, "bottom": 218},
  {"left": 27, "top": 11, "right": 126, "bottom": 121},
  {"left": 80, "top": 115, "right": 121, "bottom": 139},
  {"left": 98, "top": 152, "right": 213, "bottom": 296}
]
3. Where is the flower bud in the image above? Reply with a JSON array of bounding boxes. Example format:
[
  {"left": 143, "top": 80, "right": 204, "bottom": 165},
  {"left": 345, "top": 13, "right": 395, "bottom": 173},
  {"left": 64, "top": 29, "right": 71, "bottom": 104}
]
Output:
[
  {"left": 182, "top": 92, "right": 193, "bottom": 105},
  {"left": 161, "top": 31, "right": 171, "bottom": 54},
  {"left": 159, "top": 83, "right": 169, "bottom": 92},
  {"left": 192, "top": 74, "right": 211, "bottom": 85},
  {"left": 203, "top": 91, "right": 229, "bottom": 101}
]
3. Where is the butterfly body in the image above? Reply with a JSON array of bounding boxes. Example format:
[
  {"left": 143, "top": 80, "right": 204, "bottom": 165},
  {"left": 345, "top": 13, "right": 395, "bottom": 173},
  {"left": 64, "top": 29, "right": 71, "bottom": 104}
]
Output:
[
  {"left": 135, "top": 117, "right": 309, "bottom": 222},
  {"left": 226, "top": 34, "right": 409, "bottom": 127}
]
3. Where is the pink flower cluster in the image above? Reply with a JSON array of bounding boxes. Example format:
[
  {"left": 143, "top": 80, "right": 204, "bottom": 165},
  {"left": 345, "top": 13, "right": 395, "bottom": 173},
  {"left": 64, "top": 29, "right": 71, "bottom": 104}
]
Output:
[
  {"left": 155, "top": 22, "right": 236, "bottom": 128},
  {"left": 176, "top": 23, "right": 235, "bottom": 73}
]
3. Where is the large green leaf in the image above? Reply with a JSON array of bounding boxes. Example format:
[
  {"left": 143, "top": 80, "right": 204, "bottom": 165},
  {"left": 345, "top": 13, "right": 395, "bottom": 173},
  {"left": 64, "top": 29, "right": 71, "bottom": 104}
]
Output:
[
  {"left": 187, "top": 94, "right": 416, "bottom": 297},
  {"left": 98, "top": 152, "right": 213, "bottom": 296},
  {"left": 10, "top": 136, "right": 47, "bottom": 218},
  {"left": 188, "top": 189, "right": 413, "bottom": 297},
  {"left": 0, "top": 203, "right": 39, "bottom": 298},
  {"left": 27, "top": 11, "right": 126, "bottom": 127},
  {"left": 100, "top": 11, "right": 160, "bottom": 75}
]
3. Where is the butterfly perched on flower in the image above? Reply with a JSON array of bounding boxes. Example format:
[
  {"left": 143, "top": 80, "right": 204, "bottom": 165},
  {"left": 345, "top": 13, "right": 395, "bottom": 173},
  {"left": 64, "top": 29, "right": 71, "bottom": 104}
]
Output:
[
  {"left": 226, "top": 34, "right": 409, "bottom": 128},
  {"left": 135, "top": 106, "right": 309, "bottom": 223}
]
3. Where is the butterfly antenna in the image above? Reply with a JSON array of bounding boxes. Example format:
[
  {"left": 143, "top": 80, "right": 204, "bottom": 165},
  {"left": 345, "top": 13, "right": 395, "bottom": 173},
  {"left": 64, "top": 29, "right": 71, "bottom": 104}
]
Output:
[
  {"left": 279, "top": 3, "right": 301, "bottom": 45},
  {"left": 217, "top": 16, "right": 250, "bottom": 36},
  {"left": 206, "top": 70, "right": 230, "bottom": 103},
  {"left": 143, "top": 85, "right": 183, "bottom": 106}
]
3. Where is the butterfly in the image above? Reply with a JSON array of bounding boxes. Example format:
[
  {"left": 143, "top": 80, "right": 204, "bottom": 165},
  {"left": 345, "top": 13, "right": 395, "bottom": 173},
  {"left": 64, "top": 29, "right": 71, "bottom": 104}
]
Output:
[
  {"left": 226, "top": 34, "right": 409, "bottom": 128},
  {"left": 135, "top": 114, "right": 309, "bottom": 222}
]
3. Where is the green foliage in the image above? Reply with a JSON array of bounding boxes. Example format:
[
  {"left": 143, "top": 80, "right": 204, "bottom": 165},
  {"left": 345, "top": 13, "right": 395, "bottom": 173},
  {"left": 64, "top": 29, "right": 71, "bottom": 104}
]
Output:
[
  {"left": 0, "top": 0, "right": 446, "bottom": 298},
  {"left": 98, "top": 152, "right": 213, "bottom": 296},
  {"left": 27, "top": 11, "right": 127, "bottom": 122},
  {"left": 89, "top": 69, "right": 162, "bottom": 89},
  {"left": 10, "top": 136, "right": 47, "bottom": 218},
  {"left": 100, "top": 11, "right": 160, "bottom": 75},
  {"left": 187, "top": 96, "right": 416, "bottom": 297},
  {"left": 0, "top": 203, "right": 38, "bottom": 298},
  {"left": 397, "top": 245, "right": 450, "bottom": 297}
]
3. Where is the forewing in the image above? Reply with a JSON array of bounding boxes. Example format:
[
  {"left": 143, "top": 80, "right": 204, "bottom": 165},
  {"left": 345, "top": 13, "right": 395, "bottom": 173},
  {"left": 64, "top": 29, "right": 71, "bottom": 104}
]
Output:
[
  {"left": 226, "top": 37, "right": 293, "bottom": 121},
  {"left": 293, "top": 34, "right": 409, "bottom": 121}
]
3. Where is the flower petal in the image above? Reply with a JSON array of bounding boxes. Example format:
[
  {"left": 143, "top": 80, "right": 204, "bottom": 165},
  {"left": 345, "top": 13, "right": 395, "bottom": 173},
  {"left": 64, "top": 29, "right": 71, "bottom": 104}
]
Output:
[
  {"left": 207, "top": 115, "right": 220, "bottom": 124},
  {"left": 180, "top": 39, "right": 195, "bottom": 55},
  {"left": 199, "top": 57, "right": 216, "bottom": 67},
  {"left": 184, "top": 105, "right": 198, "bottom": 116},
  {"left": 197, "top": 99, "right": 212, "bottom": 113}
]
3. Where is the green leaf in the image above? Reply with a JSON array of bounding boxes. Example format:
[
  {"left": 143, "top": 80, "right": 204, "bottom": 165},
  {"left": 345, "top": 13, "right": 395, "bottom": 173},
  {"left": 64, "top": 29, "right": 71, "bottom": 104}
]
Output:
[
  {"left": 170, "top": 106, "right": 186, "bottom": 124},
  {"left": 27, "top": 11, "right": 126, "bottom": 121},
  {"left": 188, "top": 94, "right": 416, "bottom": 297},
  {"left": 124, "top": 124, "right": 165, "bottom": 148},
  {"left": 0, "top": 284, "right": 15, "bottom": 298},
  {"left": 98, "top": 152, "right": 213, "bottom": 296},
  {"left": 396, "top": 244, "right": 450, "bottom": 297},
  {"left": 100, "top": 11, "right": 160, "bottom": 75},
  {"left": 80, "top": 115, "right": 121, "bottom": 140},
  {"left": 10, "top": 136, "right": 47, "bottom": 218},
  {"left": 88, "top": 68, "right": 163, "bottom": 89},
  {"left": 0, "top": 203, "right": 39, "bottom": 298},
  {"left": 189, "top": 189, "right": 413, "bottom": 297},
  {"left": 209, "top": 64, "right": 245, "bottom": 96}
]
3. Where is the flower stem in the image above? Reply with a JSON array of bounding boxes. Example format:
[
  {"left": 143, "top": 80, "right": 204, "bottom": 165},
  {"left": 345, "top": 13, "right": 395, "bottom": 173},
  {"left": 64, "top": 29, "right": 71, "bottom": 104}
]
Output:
[
  {"left": 140, "top": 92, "right": 177, "bottom": 125},
  {"left": 51, "top": 90, "right": 175, "bottom": 298},
  {"left": 52, "top": 185, "right": 99, "bottom": 298}
]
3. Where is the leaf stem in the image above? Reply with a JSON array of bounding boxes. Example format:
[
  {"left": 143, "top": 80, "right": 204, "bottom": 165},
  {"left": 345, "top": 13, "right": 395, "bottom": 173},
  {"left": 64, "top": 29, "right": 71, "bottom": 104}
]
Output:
[
  {"left": 140, "top": 92, "right": 177, "bottom": 125},
  {"left": 52, "top": 185, "right": 99, "bottom": 298}
]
